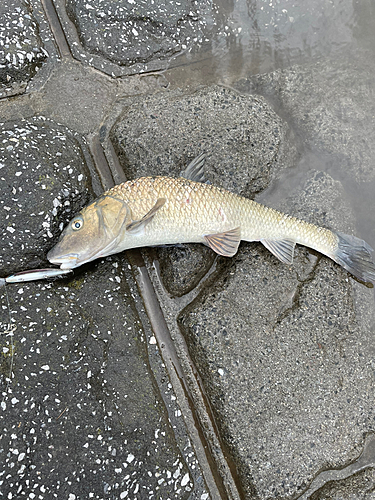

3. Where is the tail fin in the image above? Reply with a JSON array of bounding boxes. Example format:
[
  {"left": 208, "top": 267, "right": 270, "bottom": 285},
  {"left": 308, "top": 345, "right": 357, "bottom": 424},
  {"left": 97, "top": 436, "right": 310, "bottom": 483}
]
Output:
[{"left": 332, "top": 232, "right": 375, "bottom": 285}]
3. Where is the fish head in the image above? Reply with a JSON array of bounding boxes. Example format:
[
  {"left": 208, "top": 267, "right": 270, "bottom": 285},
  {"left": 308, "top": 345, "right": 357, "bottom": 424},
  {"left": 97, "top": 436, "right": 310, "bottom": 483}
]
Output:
[{"left": 47, "top": 194, "right": 131, "bottom": 269}]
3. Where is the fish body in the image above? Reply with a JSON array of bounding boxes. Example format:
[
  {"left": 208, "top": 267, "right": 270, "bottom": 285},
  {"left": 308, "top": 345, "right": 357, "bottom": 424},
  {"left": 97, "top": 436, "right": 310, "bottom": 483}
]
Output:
[
  {"left": 47, "top": 155, "right": 375, "bottom": 285},
  {"left": 101, "top": 176, "right": 336, "bottom": 255}
]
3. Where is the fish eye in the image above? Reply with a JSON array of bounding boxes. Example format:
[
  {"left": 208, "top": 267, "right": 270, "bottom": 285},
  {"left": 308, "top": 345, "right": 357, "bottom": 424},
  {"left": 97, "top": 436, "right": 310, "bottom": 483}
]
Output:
[{"left": 72, "top": 217, "right": 83, "bottom": 231}]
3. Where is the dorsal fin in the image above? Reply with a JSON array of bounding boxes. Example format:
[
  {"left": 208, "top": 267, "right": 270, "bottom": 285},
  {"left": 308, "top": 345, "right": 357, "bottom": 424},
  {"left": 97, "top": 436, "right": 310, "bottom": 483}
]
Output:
[{"left": 180, "top": 153, "right": 206, "bottom": 183}]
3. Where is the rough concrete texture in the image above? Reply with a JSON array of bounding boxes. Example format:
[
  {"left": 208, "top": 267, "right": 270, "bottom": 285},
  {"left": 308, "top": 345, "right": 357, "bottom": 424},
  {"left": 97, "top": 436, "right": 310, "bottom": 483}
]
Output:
[
  {"left": 65, "top": 0, "right": 204, "bottom": 66},
  {"left": 112, "top": 86, "right": 295, "bottom": 196},
  {"left": 235, "top": 55, "right": 375, "bottom": 183},
  {"left": 112, "top": 85, "right": 297, "bottom": 296},
  {"left": 156, "top": 244, "right": 215, "bottom": 298},
  {"left": 298, "top": 433, "right": 375, "bottom": 499},
  {"left": 0, "top": 258, "right": 195, "bottom": 499},
  {"left": 179, "top": 170, "right": 375, "bottom": 499},
  {"left": 0, "top": 118, "right": 95, "bottom": 274},
  {"left": 0, "top": 0, "right": 47, "bottom": 98},
  {"left": 35, "top": 59, "right": 119, "bottom": 136},
  {"left": 310, "top": 468, "right": 375, "bottom": 500}
]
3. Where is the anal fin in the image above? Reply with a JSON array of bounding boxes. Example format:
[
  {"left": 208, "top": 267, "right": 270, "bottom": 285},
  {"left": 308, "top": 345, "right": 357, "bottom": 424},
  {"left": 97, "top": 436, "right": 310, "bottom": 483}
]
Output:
[
  {"left": 204, "top": 227, "right": 241, "bottom": 257},
  {"left": 261, "top": 238, "right": 296, "bottom": 264}
]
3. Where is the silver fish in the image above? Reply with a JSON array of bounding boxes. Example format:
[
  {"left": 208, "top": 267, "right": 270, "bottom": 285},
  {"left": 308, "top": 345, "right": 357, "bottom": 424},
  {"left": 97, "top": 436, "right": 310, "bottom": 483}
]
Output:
[
  {"left": 47, "top": 154, "right": 375, "bottom": 285},
  {"left": 0, "top": 268, "right": 73, "bottom": 286}
]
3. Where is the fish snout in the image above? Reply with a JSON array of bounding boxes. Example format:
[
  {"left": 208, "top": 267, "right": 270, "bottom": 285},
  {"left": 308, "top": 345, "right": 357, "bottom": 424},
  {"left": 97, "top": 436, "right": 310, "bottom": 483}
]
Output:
[{"left": 47, "top": 250, "right": 79, "bottom": 269}]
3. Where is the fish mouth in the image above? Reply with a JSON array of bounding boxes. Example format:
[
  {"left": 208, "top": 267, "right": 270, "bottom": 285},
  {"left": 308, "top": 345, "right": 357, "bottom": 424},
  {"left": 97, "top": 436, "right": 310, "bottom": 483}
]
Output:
[{"left": 47, "top": 253, "right": 79, "bottom": 270}]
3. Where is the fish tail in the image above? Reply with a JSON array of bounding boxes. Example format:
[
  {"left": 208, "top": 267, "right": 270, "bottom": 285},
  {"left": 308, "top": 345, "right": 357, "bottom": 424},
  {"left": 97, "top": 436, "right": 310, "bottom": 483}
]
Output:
[{"left": 331, "top": 231, "right": 375, "bottom": 285}]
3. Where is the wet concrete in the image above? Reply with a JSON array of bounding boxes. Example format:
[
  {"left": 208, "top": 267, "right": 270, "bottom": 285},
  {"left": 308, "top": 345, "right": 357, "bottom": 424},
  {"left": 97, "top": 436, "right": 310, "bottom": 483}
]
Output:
[
  {"left": 299, "top": 434, "right": 375, "bottom": 500},
  {"left": 0, "top": 0, "right": 47, "bottom": 97},
  {"left": 1, "top": 0, "right": 375, "bottom": 499},
  {"left": 0, "top": 117, "right": 95, "bottom": 274},
  {"left": 179, "top": 170, "right": 375, "bottom": 498},
  {"left": 0, "top": 259, "right": 198, "bottom": 499}
]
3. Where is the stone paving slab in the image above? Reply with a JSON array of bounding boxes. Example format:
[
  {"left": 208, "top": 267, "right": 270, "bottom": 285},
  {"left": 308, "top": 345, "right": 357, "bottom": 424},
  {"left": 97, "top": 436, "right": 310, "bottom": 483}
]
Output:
[
  {"left": 236, "top": 55, "right": 375, "bottom": 184},
  {"left": 111, "top": 85, "right": 296, "bottom": 298},
  {"left": 54, "top": 0, "right": 211, "bottom": 76},
  {"left": 0, "top": 259, "right": 198, "bottom": 499},
  {"left": 0, "top": 117, "right": 210, "bottom": 500},
  {"left": 178, "top": 170, "right": 375, "bottom": 499},
  {"left": 112, "top": 86, "right": 294, "bottom": 196},
  {"left": 0, "top": 0, "right": 57, "bottom": 99},
  {"left": 0, "top": 0, "right": 46, "bottom": 97},
  {"left": 0, "top": 118, "right": 96, "bottom": 275}
]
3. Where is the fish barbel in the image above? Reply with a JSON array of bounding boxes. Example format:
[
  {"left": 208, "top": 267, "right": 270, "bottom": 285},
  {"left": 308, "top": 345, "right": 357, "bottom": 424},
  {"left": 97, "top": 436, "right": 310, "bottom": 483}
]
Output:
[{"left": 47, "top": 154, "right": 375, "bottom": 285}]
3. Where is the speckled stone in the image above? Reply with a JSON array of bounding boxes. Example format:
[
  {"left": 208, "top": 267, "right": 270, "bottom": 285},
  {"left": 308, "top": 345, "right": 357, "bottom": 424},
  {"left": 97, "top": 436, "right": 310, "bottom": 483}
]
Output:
[
  {"left": 0, "top": 0, "right": 47, "bottom": 98},
  {"left": 0, "top": 118, "right": 94, "bottom": 274},
  {"left": 112, "top": 86, "right": 295, "bottom": 196},
  {"left": 0, "top": 258, "right": 194, "bottom": 499},
  {"left": 66, "top": 0, "right": 203, "bottom": 66},
  {"left": 236, "top": 56, "right": 375, "bottom": 183},
  {"left": 156, "top": 243, "right": 215, "bottom": 297}
]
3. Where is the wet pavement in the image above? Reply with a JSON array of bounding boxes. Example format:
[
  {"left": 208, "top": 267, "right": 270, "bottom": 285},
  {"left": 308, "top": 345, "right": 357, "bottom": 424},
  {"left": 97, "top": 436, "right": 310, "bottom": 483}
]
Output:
[{"left": 1, "top": 1, "right": 375, "bottom": 499}]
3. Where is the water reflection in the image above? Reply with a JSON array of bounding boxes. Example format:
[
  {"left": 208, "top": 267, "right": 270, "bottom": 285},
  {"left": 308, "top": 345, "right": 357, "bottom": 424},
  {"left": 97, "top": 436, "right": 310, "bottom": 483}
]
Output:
[{"left": 167, "top": 0, "right": 367, "bottom": 85}]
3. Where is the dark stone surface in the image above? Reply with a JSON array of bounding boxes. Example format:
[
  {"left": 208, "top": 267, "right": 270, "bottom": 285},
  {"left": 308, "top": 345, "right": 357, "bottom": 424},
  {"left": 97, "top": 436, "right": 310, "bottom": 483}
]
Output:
[
  {"left": 112, "top": 85, "right": 297, "bottom": 296},
  {"left": 0, "top": 118, "right": 95, "bottom": 275},
  {"left": 179, "top": 170, "right": 375, "bottom": 499},
  {"left": 0, "top": 115, "right": 209, "bottom": 499},
  {"left": 0, "top": 0, "right": 47, "bottom": 98},
  {"left": 0, "top": 258, "right": 193, "bottom": 499},
  {"left": 66, "top": 0, "right": 203, "bottom": 67},
  {"left": 156, "top": 244, "right": 215, "bottom": 298},
  {"left": 112, "top": 85, "right": 295, "bottom": 197}
]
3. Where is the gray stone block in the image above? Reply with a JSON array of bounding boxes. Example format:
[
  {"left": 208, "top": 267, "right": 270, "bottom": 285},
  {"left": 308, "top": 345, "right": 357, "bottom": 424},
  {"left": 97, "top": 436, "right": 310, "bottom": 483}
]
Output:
[
  {"left": 0, "top": 0, "right": 48, "bottom": 98},
  {"left": 179, "top": 170, "right": 375, "bottom": 499},
  {"left": 0, "top": 118, "right": 95, "bottom": 274}
]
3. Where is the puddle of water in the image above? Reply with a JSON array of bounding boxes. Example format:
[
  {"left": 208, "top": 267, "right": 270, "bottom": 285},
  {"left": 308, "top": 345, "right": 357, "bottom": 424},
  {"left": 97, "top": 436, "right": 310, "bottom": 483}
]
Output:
[{"left": 167, "top": 0, "right": 367, "bottom": 87}]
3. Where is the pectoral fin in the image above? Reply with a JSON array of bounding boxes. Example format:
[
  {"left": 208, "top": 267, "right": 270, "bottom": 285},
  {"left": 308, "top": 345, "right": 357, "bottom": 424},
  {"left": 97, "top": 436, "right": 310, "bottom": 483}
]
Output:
[
  {"left": 204, "top": 227, "right": 241, "bottom": 257},
  {"left": 261, "top": 238, "right": 296, "bottom": 264},
  {"left": 126, "top": 198, "right": 166, "bottom": 233}
]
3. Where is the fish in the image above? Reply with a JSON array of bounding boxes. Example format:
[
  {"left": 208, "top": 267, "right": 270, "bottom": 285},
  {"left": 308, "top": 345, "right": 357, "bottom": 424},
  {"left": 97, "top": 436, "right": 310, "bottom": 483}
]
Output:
[
  {"left": 0, "top": 268, "right": 73, "bottom": 287},
  {"left": 47, "top": 154, "right": 375, "bottom": 285}
]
